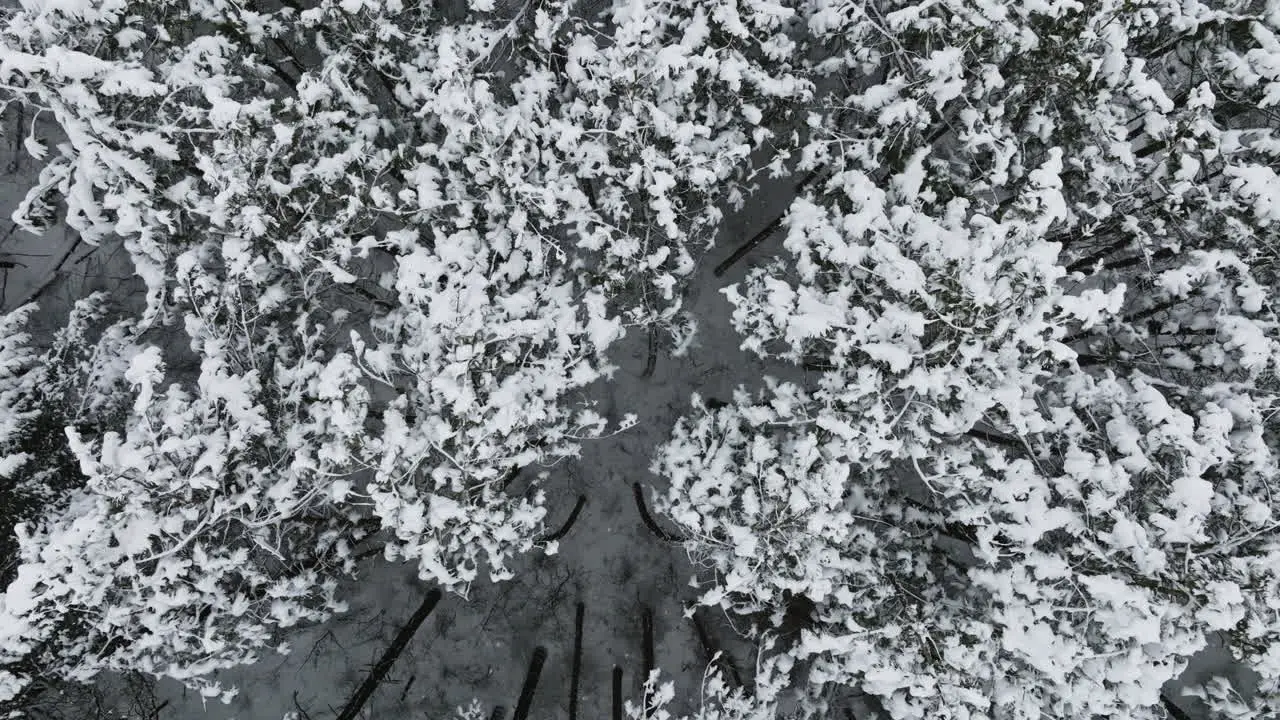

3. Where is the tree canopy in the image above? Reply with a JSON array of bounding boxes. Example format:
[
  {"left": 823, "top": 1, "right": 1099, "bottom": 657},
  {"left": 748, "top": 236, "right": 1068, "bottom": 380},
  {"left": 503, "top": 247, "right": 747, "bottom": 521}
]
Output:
[{"left": 2, "top": 0, "right": 1280, "bottom": 718}]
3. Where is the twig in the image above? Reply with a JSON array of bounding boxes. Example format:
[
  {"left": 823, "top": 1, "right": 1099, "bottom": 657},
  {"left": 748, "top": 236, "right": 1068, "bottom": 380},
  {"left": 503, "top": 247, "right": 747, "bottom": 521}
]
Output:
[
  {"left": 334, "top": 589, "right": 443, "bottom": 720},
  {"left": 397, "top": 675, "right": 415, "bottom": 704}
]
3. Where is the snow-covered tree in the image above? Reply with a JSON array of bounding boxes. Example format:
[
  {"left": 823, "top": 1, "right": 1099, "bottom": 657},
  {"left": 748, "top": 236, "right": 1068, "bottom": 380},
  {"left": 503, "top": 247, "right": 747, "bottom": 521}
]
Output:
[
  {"left": 0, "top": 0, "right": 816, "bottom": 709},
  {"left": 0, "top": 292, "right": 370, "bottom": 709},
  {"left": 655, "top": 0, "right": 1280, "bottom": 717},
  {"left": 0, "top": 296, "right": 135, "bottom": 589},
  {"left": 9, "top": 0, "right": 1280, "bottom": 715}
]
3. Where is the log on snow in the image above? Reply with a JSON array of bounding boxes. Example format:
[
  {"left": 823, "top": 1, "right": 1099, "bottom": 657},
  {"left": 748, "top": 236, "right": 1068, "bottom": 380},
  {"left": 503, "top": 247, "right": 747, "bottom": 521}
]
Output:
[
  {"left": 612, "top": 666, "right": 623, "bottom": 720},
  {"left": 538, "top": 495, "right": 587, "bottom": 543},
  {"left": 569, "top": 603, "right": 585, "bottom": 720},
  {"left": 512, "top": 647, "right": 547, "bottom": 720},
  {"left": 632, "top": 484, "right": 683, "bottom": 543},
  {"left": 334, "top": 589, "right": 442, "bottom": 720}
]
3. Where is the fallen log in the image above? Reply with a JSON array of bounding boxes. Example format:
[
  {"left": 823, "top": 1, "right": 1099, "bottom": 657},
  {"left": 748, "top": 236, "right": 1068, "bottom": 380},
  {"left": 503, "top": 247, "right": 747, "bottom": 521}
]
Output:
[
  {"left": 334, "top": 589, "right": 442, "bottom": 720},
  {"left": 641, "top": 607, "right": 656, "bottom": 718},
  {"left": 512, "top": 647, "right": 547, "bottom": 720},
  {"left": 690, "top": 609, "right": 743, "bottom": 688},
  {"left": 612, "top": 667, "right": 623, "bottom": 720},
  {"left": 640, "top": 328, "right": 658, "bottom": 379},
  {"left": 632, "top": 484, "right": 683, "bottom": 543},
  {"left": 538, "top": 495, "right": 587, "bottom": 543},
  {"left": 569, "top": 603, "right": 585, "bottom": 720},
  {"left": 712, "top": 168, "right": 823, "bottom": 278}
]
